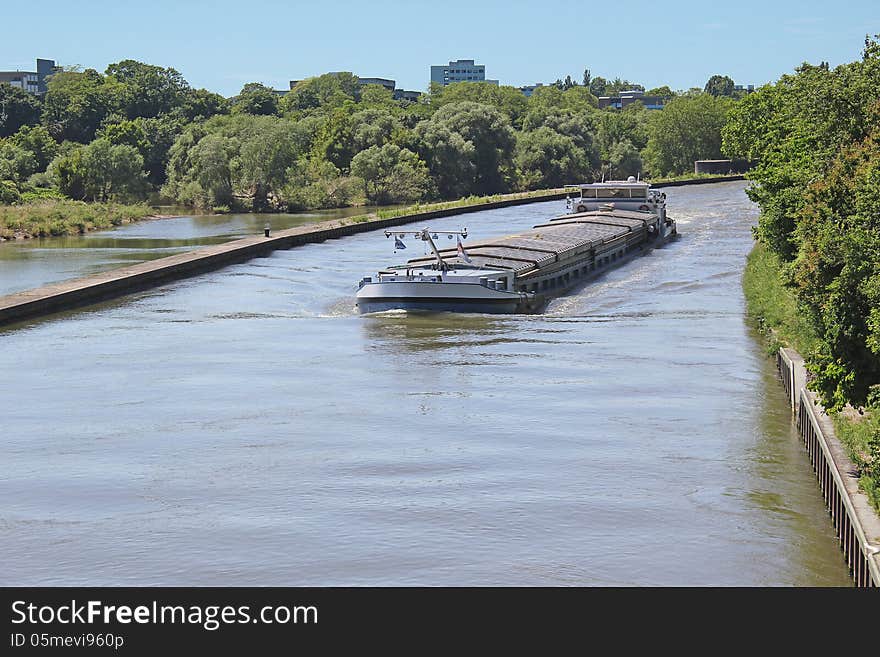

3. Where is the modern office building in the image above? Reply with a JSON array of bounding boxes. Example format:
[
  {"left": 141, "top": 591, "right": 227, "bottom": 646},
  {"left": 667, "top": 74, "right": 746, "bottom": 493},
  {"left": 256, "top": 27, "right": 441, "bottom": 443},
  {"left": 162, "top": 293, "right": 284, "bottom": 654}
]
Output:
[
  {"left": 598, "top": 89, "right": 667, "bottom": 110},
  {"left": 430, "top": 59, "right": 498, "bottom": 86},
  {"left": 0, "top": 58, "right": 58, "bottom": 95}
]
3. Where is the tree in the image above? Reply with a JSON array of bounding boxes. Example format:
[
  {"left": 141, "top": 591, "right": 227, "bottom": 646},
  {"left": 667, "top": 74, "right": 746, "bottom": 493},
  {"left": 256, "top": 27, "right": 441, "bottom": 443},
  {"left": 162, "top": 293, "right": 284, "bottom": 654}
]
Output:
[
  {"left": 79, "top": 138, "right": 146, "bottom": 201},
  {"left": 0, "top": 141, "right": 38, "bottom": 182},
  {"left": 162, "top": 114, "right": 307, "bottom": 211},
  {"left": 0, "top": 84, "right": 41, "bottom": 138},
  {"left": 515, "top": 127, "right": 589, "bottom": 189},
  {"left": 177, "top": 88, "right": 229, "bottom": 121},
  {"left": 704, "top": 75, "right": 736, "bottom": 97},
  {"left": 350, "top": 144, "right": 429, "bottom": 204},
  {"left": 281, "top": 157, "right": 364, "bottom": 210},
  {"left": 646, "top": 86, "right": 675, "bottom": 98},
  {"left": 582, "top": 68, "right": 592, "bottom": 87},
  {"left": 350, "top": 108, "right": 398, "bottom": 152},
  {"left": 589, "top": 76, "right": 608, "bottom": 97},
  {"left": 9, "top": 125, "right": 58, "bottom": 171},
  {"left": 360, "top": 84, "right": 396, "bottom": 108},
  {"left": 279, "top": 73, "right": 359, "bottom": 114},
  {"left": 41, "top": 68, "right": 124, "bottom": 143},
  {"left": 101, "top": 116, "right": 181, "bottom": 186},
  {"left": 105, "top": 59, "right": 189, "bottom": 119},
  {"left": 718, "top": 36, "right": 880, "bottom": 408},
  {"left": 642, "top": 93, "right": 733, "bottom": 176},
  {"left": 412, "top": 121, "right": 477, "bottom": 198},
  {"left": 608, "top": 139, "right": 643, "bottom": 178},
  {"left": 427, "top": 101, "right": 516, "bottom": 195},
  {"left": 597, "top": 104, "right": 649, "bottom": 157},
  {"left": 430, "top": 82, "right": 529, "bottom": 128},
  {"left": 231, "top": 82, "right": 279, "bottom": 116}
]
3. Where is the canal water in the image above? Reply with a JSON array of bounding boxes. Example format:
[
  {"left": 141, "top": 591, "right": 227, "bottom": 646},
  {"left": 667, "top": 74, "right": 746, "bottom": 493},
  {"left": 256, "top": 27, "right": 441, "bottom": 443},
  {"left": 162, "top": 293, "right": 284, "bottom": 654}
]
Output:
[
  {"left": 0, "top": 181, "right": 852, "bottom": 585},
  {"left": 0, "top": 205, "right": 388, "bottom": 297}
]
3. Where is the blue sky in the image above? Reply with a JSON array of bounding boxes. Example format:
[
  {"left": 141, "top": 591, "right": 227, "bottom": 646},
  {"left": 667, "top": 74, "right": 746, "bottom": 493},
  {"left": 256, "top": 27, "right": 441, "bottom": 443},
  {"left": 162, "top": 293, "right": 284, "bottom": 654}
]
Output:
[{"left": 1, "top": 0, "right": 875, "bottom": 96}]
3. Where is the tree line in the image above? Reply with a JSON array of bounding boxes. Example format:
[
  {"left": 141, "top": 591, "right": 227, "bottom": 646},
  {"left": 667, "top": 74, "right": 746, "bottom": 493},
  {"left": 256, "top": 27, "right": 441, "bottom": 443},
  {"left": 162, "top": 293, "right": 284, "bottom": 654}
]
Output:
[
  {"left": 1, "top": 60, "right": 742, "bottom": 211},
  {"left": 723, "top": 36, "right": 880, "bottom": 412}
]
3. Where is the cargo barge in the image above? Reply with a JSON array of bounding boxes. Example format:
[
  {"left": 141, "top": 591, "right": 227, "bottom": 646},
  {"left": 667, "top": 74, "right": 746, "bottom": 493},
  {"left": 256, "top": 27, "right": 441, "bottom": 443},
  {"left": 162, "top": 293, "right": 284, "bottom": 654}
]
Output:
[{"left": 356, "top": 178, "right": 676, "bottom": 314}]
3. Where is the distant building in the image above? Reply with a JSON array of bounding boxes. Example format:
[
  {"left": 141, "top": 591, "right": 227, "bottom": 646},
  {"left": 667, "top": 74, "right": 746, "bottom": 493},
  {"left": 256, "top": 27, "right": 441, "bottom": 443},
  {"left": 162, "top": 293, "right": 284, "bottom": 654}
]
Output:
[
  {"left": 733, "top": 84, "right": 755, "bottom": 94},
  {"left": 288, "top": 74, "right": 421, "bottom": 102},
  {"left": 392, "top": 89, "right": 422, "bottom": 102},
  {"left": 0, "top": 58, "right": 57, "bottom": 95},
  {"left": 430, "top": 59, "right": 498, "bottom": 86},
  {"left": 598, "top": 89, "right": 666, "bottom": 110},
  {"left": 358, "top": 77, "right": 396, "bottom": 91},
  {"left": 519, "top": 83, "right": 544, "bottom": 97}
]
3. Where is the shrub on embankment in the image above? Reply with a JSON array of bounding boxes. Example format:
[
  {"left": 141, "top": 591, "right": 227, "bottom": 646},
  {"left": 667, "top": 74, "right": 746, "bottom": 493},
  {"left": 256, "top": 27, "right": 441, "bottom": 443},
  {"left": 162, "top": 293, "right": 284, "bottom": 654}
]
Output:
[{"left": 0, "top": 199, "right": 154, "bottom": 239}]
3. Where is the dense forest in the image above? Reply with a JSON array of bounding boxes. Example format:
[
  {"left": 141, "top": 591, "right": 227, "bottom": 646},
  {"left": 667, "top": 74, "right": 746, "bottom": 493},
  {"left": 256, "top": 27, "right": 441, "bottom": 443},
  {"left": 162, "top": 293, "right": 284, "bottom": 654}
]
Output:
[
  {"left": 729, "top": 36, "right": 880, "bottom": 503},
  {"left": 0, "top": 62, "right": 737, "bottom": 214}
]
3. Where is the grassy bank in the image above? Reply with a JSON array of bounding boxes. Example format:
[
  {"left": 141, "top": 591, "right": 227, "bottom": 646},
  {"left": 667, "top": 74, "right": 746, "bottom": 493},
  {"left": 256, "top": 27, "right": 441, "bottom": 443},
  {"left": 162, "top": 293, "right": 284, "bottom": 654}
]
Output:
[
  {"left": 742, "top": 242, "right": 818, "bottom": 355},
  {"left": 743, "top": 242, "right": 880, "bottom": 510},
  {"left": 0, "top": 200, "right": 156, "bottom": 240}
]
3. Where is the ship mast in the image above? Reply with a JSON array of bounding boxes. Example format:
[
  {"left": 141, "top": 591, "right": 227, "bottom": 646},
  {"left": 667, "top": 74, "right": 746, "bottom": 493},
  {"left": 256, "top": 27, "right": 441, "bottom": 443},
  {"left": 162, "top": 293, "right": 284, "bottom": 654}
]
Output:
[{"left": 386, "top": 228, "right": 468, "bottom": 272}]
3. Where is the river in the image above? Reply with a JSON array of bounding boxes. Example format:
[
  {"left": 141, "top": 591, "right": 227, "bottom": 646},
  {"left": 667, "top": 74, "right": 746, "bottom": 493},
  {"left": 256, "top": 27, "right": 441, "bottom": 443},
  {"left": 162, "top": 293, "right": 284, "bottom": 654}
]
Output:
[{"left": 0, "top": 181, "right": 851, "bottom": 585}]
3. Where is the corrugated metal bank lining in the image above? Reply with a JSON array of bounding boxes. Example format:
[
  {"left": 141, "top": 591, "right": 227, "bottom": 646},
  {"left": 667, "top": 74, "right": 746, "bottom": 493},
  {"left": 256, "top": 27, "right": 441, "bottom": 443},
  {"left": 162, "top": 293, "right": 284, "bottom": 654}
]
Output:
[{"left": 404, "top": 210, "right": 652, "bottom": 272}]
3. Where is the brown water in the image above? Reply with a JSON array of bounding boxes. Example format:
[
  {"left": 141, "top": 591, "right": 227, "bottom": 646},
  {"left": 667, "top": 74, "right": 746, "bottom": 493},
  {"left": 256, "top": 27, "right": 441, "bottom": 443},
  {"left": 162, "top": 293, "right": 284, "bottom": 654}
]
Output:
[{"left": 0, "top": 182, "right": 852, "bottom": 585}]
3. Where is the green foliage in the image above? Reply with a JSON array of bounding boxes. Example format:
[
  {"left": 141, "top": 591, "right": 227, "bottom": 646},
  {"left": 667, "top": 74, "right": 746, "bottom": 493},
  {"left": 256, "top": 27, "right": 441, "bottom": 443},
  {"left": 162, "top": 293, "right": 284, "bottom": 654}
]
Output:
[
  {"left": 704, "top": 74, "right": 736, "bottom": 97},
  {"left": 643, "top": 93, "right": 733, "bottom": 176},
  {"left": 280, "top": 73, "right": 359, "bottom": 115},
  {"left": 608, "top": 139, "right": 643, "bottom": 179},
  {"left": 176, "top": 88, "right": 230, "bottom": 121},
  {"left": 426, "top": 101, "right": 516, "bottom": 195},
  {"left": 163, "top": 114, "right": 307, "bottom": 211},
  {"left": 105, "top": 59, "right": 189, "bottom": 119},
  {"left": 41, "top": 68, "right": 124, "bottom": 143},
  {"left": 597, "top": 104, "right": 649, "bottom": 157},
  {"left": 0, "top": 199, "right": 153, "bottom": 238},
  {"left": 0, "top": 141, "right": 39, "bottom": 182},
  {"left": 282, "top": 158, "right": 364, "bottom": 210},
  {"left": 350, "top": 144, "right": 430, "bottom": 204},
  {"left": 834, "top": 411, "right": 880, "bottom": 511},
  {"left": 48, "top": 138, "right": 146, "bottom": 202},
  {"left": 742, "top": 242, "right": 819, "bottom": 355},
  {"left": 515, "top": 126, "right": 590, "bottom": 189},
  {"left": 9, "top": 125, "right": 58, "bottom": 170},
  {"left": 231, "top": 82, "right": 279, "bottom": 116},
  {"left": 731, "top": 36, "right": 880, "bottom": 412},
  {"left": 430, "top": 82, "right": 529, "bottom": 128},
  {"left": 0, "top": 179, "right": 20, "bottom": 204},
  {"left": 0, "top": 84, "right": 41, "bottom": 138}
]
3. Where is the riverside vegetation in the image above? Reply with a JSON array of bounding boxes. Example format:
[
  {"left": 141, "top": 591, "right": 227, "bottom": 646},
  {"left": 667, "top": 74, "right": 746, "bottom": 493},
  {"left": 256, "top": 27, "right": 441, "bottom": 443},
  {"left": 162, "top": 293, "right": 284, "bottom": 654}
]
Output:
[
  {"left": 1, "top": 62, "right": 742, "bottom": 237},
  {"left": 731, "top": 36, "right": 880, "bottom": 509}
]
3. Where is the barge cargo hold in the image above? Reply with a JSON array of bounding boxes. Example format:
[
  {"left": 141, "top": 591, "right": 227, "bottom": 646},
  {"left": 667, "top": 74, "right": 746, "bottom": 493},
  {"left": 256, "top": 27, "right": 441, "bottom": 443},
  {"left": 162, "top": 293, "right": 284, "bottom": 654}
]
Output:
[{"left": 356, "top": 180, "right": 677, "bottom": 314}]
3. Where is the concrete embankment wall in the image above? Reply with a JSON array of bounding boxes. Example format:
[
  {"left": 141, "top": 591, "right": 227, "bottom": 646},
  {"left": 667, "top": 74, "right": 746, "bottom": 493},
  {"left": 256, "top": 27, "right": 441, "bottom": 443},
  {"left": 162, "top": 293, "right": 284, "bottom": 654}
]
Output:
[
  {"left": 0, "top": 176, "right": 742, "bottom": 328},
  {"left": 776, "top": 348, "right": 880, "bottom": 587}
]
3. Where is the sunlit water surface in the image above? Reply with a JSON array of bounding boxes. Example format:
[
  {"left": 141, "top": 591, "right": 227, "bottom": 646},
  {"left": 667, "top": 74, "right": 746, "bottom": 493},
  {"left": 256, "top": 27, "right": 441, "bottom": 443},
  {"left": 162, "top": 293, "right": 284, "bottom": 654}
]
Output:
[{"left": 0, "top": 182, "right": 851, "bottom": 585}]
